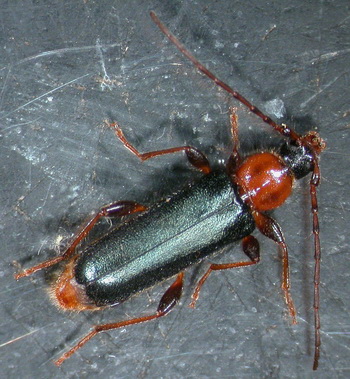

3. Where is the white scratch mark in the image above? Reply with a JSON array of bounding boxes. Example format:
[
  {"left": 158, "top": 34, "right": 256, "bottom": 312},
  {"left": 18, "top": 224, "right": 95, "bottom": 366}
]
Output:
[
  {"left": 40, "top": 179, "right": 53, "bottom": 211},
  {"left": 309, "top": 48, "right": 350, "bottom": 64},
  {"left": 1, "top": 73, "right": 91, "bottom": 119},
  {"left": 96, "top": 38, "right": 113, "bottom": 91},
  {"left": 0, "top": 329, "right": 39, "bottom": 348},
  {"left": 300, "top": 75, "right": 343, "bottom": 108},
  {"left": 8, "top": 42, "right": 121, "bottom": 68},
  {"left": 2, "top": 117, "right": 42, "bottom": 132},
  {"left": 0, "top": 67, "right": 12, "bottom": 110}
]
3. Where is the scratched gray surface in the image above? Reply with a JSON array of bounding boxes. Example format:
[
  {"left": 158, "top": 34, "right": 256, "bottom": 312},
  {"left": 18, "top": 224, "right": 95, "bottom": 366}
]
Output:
[{"left": 1, "top": 1, "right": 349, "bottom": 378}]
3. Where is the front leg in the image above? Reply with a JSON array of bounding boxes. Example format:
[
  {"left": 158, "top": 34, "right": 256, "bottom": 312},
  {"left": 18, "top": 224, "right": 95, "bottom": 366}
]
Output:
[
  {"left": 253, "top": 211, "right": 297, "bottom": 324},
  {"left": 107, "top": 121, "right": 211, "bottom": 174}
]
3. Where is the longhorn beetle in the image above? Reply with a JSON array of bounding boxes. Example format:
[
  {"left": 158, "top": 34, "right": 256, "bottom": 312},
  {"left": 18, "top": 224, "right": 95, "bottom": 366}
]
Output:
[{"left": 15, "top": 11, "right": 325, "bottom": 369}]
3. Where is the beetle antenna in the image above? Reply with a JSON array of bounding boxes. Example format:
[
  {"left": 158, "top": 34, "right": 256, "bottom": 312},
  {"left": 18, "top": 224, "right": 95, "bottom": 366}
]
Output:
[
  {"left": 150, "top": 11, "right": 326, "bottom": 370},
  {"left": 150, "top": 11, "right": 302, "bottom": 142}
]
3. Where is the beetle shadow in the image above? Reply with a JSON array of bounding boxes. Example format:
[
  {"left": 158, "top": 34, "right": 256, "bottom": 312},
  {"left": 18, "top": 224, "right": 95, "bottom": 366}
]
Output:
[{"left": 16, "top": 107, "right": 319, "bottom": 318}]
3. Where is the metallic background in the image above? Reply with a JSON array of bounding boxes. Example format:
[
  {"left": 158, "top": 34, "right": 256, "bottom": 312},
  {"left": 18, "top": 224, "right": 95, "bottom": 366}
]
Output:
[{"left": 1, "top": 1, "right": 349, "bottom": 378}]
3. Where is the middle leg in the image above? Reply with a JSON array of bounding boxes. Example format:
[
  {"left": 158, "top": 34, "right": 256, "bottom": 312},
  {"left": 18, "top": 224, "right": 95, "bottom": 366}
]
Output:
[{"left": 190, "top": 235, "right": 260, "bottom": 308}]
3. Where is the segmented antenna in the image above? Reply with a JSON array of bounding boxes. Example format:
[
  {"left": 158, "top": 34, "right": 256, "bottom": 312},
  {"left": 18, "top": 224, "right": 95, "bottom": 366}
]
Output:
[{"left": 150, "top": 11, "right": 325, "bottom": 370}]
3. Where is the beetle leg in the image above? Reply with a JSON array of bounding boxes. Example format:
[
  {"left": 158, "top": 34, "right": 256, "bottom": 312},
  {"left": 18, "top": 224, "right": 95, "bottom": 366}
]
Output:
[
  {"left": 190, "top": 235, "right": 260, "bottom": 308},
  {"left": 54, "top": 272, "right": 184, "bottom": 366},
  {"left": 14, "top": 201, "right": 147, "bottom": 279},
  {"left": 107, "top": 121, "right": 211, "bottom": 174},
  {"left": 253, "top": 211, "right": 297, "bottom": 324},
  {"left": 226, "top": 107, "right": 242, "bottom": 174}
]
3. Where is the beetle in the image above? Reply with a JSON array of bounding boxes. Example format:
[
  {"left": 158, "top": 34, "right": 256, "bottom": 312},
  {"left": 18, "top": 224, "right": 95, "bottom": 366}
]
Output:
[{"left": 15, "top": 11, "right": 325, "bottom": 369}]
